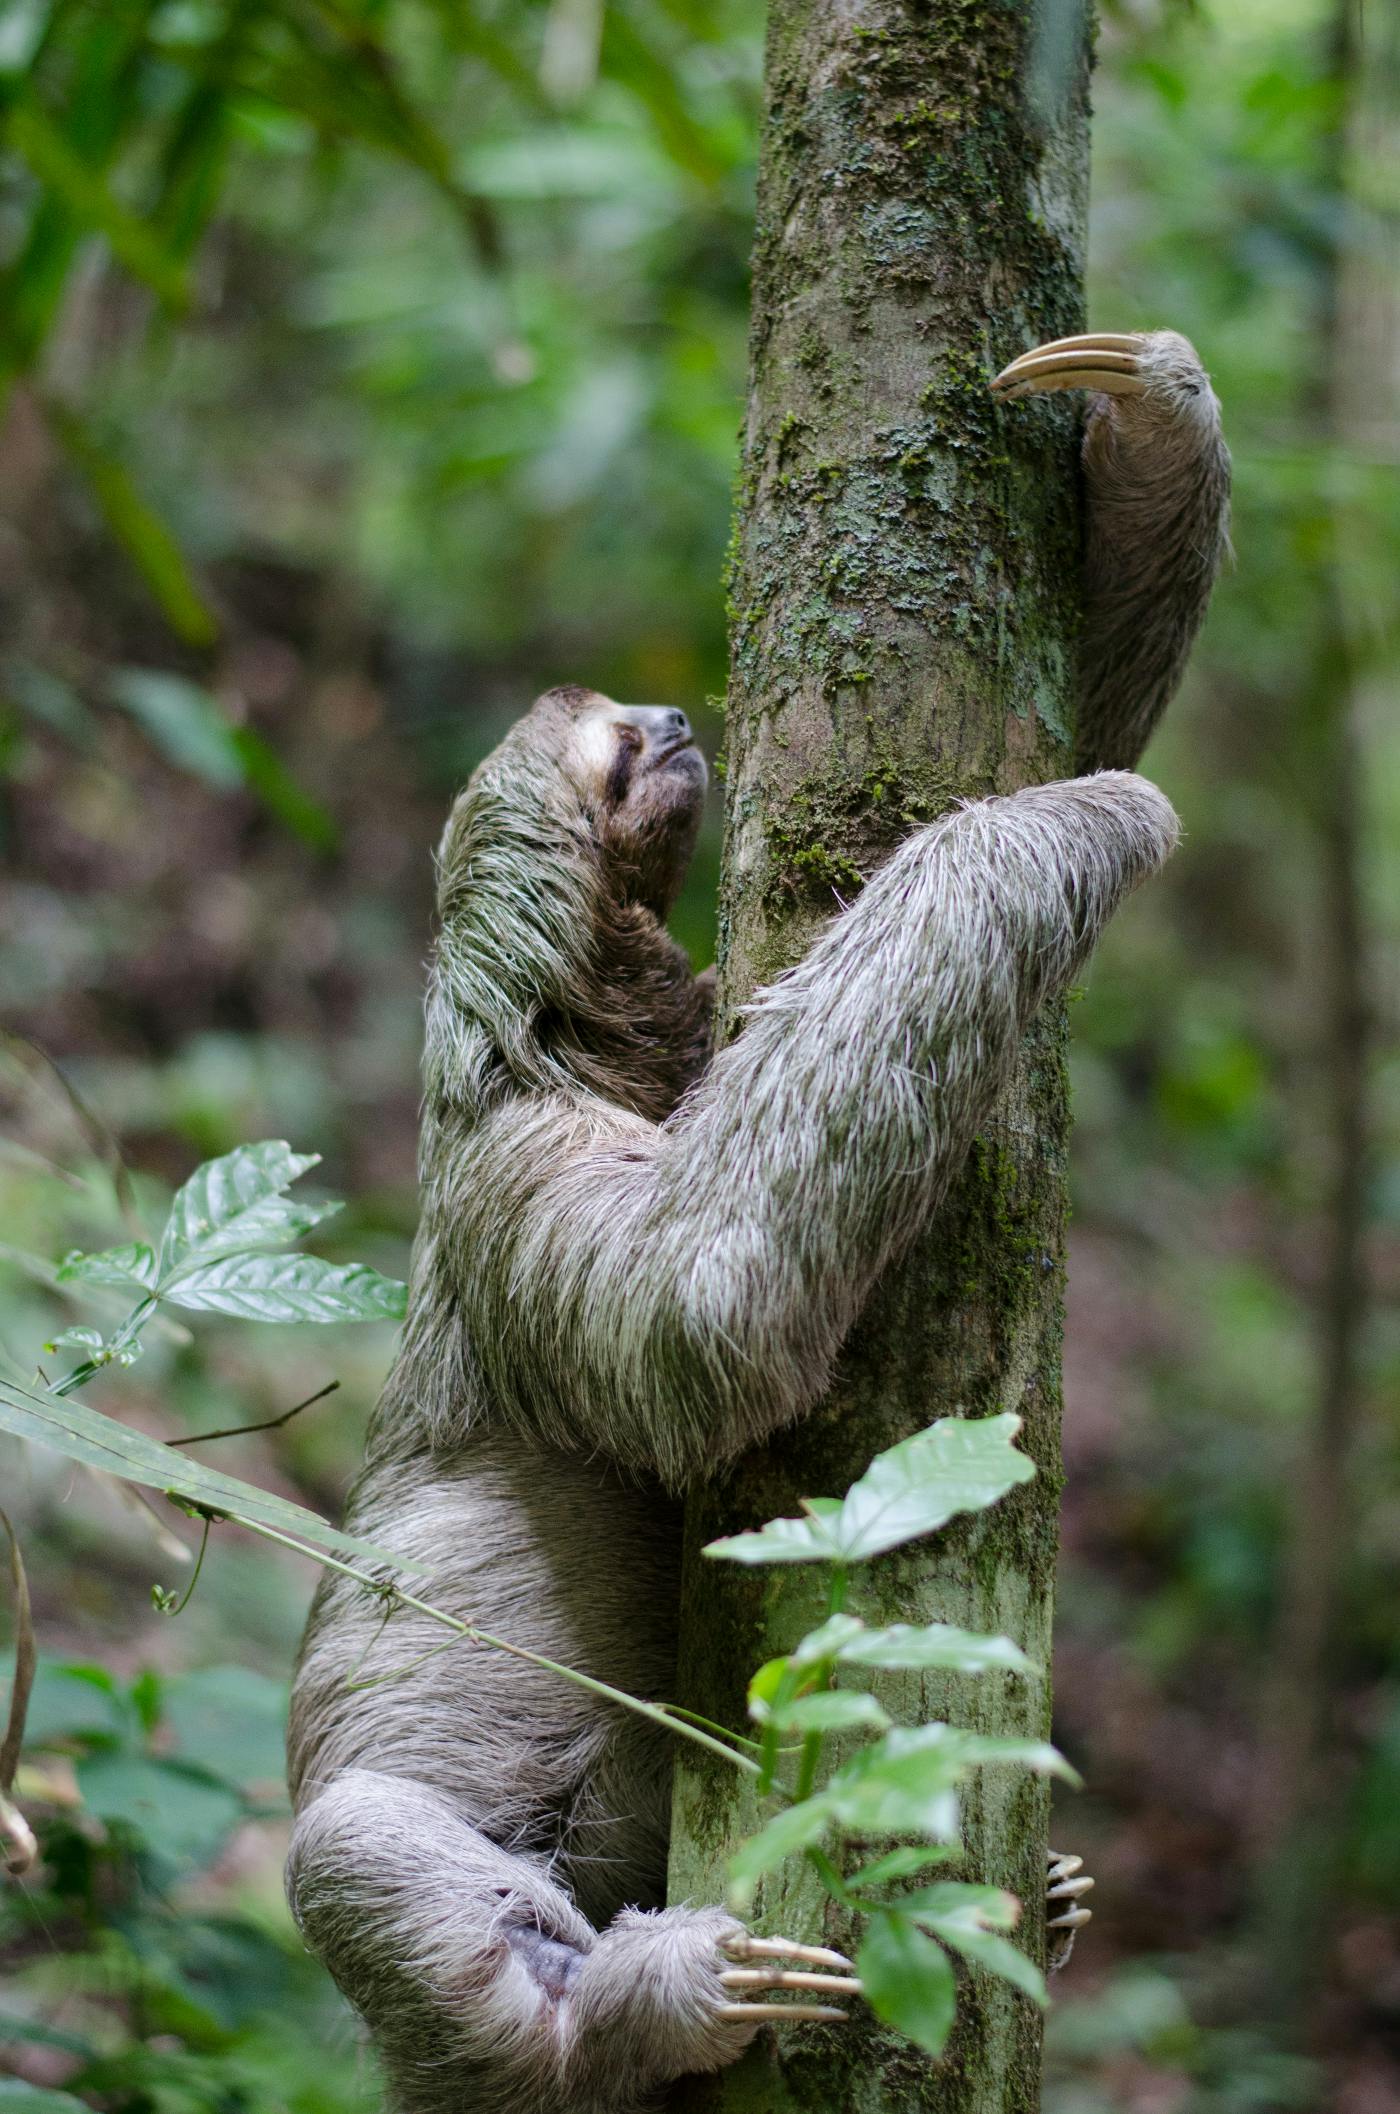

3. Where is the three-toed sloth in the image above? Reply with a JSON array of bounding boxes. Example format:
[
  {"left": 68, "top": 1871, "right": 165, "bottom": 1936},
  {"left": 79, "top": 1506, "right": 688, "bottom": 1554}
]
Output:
[{"left": 287, "top": 331, "right": 1230, "bottom": 2114}]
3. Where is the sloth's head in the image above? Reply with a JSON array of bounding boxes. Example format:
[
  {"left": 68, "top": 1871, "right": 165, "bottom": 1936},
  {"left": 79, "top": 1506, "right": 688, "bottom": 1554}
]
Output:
[
  {"left": 521, "top": 683, "right": 708, "bottom": 916},
  {"left": 429, "top": 685, "right": 709, "bottom": 1106}
]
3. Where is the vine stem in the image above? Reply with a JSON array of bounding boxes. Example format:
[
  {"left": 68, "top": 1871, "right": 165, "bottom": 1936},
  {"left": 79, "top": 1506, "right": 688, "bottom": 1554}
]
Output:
[{"left": 232, "top": 1512, "right": 763, "bottom": 1778}]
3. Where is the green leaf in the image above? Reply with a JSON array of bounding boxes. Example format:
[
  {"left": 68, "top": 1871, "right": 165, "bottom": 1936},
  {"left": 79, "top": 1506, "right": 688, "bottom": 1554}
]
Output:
[
  {"left": 77, "top": 1751, "right": 242, "bottom": 1868},
  {"left": 754, "top": 1690, "right": 891, "bottom": 1735},
  {"left": 160, "top": 1252, "right": 408, "bottom": 1324},
  {"left": 834, "top": 1621, "right": 1037, "bottom": 1677},
  {"left": 20, "top": 1660, "right": 128, "bottom": 1747},
  {"left": 847, "top": 1845, "right": 957, "bottom": 1889},
  {"left": 0, "top": 2084, "right": 94, "bottom": 2114},
  {"left": 161, "top": 1139, "right": 320, "bottom": 1270},
  {"left": 44, "top": 1326, "right": 104, "bottom": 1353},
  {"left": 110, "top": 668, "right": 242, "bottom": 787},
  {"left": 5, "top": 101, "right": 191, "bottom": 308},
  {"left": 726, "top": 1796, "right": 831, "bottom": 1890},
  {"left": 825, "top": 1726, "right": 1075, "bottom": 1841},
  {"left": 56, "top": 1242, "right": 156, "bottom": 1290},
  {"left": 857, "top": 1912, "right": 958, "bottom": 2058},
  {"left": 902, "top": 1884, "right": 1047, "bottom": 2006},
  {"left": 0, "top": 1371, "right": 428, "bottom": 1574},
  {"left": 824, "top": 1728, "right": 966, "bottom": 1841},
  {"left": 228, "top": 724, "right": 338, "bottom": 852},
  {"left": 41, "top": 403, "right": 218, "bottom": 647},
  {"left": 163, "top": 1666, "right": 287, "bottom": 1789},
  {"left": 159, "top": 1141, "right": 344, "bottom": 1277},
  {"left": 789, "top": 1615, "right": 867, "bottom": 1667},
  {"left": 705, "top": 1415, "right": 1034, "bottom": 1565}
]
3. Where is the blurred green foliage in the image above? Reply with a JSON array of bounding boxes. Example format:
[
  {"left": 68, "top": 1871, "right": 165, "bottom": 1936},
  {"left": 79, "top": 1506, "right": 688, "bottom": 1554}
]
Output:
[{"left": 0, "top": 0, "right": 1397, "bottom": 2110}]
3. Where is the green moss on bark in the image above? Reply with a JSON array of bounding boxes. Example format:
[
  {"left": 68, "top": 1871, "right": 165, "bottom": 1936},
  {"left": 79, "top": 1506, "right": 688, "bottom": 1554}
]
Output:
[{"left": 669, "top": 1, "right": 1092, "bottom": 2108}]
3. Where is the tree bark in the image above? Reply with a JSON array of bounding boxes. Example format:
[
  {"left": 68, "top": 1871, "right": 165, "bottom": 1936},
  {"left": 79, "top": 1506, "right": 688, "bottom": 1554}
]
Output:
[{"left": 667, "top": 3, "right": 1094, "bottom": 2110}]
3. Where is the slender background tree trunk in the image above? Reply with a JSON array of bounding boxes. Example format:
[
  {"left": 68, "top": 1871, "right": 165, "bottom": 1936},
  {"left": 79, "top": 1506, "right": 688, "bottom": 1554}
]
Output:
[{"left": 668, "top": 3, "right": 1094, "bottom": 2109}]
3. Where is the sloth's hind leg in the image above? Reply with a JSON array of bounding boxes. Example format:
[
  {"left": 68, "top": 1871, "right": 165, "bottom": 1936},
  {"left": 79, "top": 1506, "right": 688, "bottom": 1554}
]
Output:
[{"left": 287, "top": 1769, "right": 847, "bottom": 2114}]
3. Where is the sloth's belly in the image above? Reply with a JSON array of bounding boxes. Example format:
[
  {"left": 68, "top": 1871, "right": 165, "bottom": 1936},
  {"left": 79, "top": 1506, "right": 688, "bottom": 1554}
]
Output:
[{"left": 290, "top": 1429, "right": 683, "bottom": 1905}]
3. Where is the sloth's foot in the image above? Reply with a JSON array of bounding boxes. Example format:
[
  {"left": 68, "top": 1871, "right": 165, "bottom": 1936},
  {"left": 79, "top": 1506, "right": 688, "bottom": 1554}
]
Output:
[
  {"left": 1046, "top": 1848, "right": 1094, "bottom": 1973},
  {"left": 717, "top": 1932, "right": 862, "bottom": 2024}
]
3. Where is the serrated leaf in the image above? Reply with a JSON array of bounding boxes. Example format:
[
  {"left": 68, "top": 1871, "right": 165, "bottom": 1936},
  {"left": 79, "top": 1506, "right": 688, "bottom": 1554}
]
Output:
[
  {"left": 857, "top": 1912, "right": 958, "bottom": 2057},
  {"left": 0, "top": 1372, "right": 427, "bottom": 1574},
  {"left": 835, "top": 1622, "right": 1037, "bottom": 1677},
  {"left": 757, "top": 1690, "right": 890, "bottom": 1735},
  {"left": 704, "top": 1415, "right": 1034, "bottom": 1565},
  {"left": 161, "top": 1141, "right": 319, "bottom": 1271},
  {"left": 160, "top": 1252, "right": 407, "bottom": 1324},
  {"left": 726, "top": 1795, "right": 831, "bottom": 1890},
  {"left": 56, "top": 1243, "right": 156, "bottom": 1290}
]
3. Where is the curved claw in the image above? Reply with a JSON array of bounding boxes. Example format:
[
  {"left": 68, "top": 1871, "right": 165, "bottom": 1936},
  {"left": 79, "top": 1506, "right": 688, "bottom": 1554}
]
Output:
[
  {"left": 721, "top": 1968, "right": 864, "bottom": 1998},
  {"left": 1047, "top": 1849, "right": 1093, "bottom": 1974},
  {"left": 716, "top": 2001, "right": 849, "bottom": 2024},
  {"left": 991, "top": 334, "right": 1150, "bottom": 402},
  {"left": 721, "top": 1934, "right": 854, "bottom": 1972}
]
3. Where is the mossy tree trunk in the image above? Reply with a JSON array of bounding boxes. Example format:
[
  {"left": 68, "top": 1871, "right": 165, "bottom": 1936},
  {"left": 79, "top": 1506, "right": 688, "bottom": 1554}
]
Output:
[{"left": 667, "top": 3, "right": 1094, "bottom": 2109}]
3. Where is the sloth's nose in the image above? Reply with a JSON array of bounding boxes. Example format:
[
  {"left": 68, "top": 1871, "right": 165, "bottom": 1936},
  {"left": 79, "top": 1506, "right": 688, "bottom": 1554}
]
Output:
[{"left": 622, "top": 705, "right": 692, "bottom": 745}]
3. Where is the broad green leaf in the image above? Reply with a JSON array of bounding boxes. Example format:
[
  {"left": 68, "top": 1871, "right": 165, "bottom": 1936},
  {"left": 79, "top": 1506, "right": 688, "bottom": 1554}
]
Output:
[
  {"left": 705, "top": 1415, "right": 1034, "bottom": 1565},
  {"left": 165, "top": 1195, "right": 341, "bottom": 1271},
  {"left": 726, "top": 1795, "right": 831, "bottom": 1890},
  {"left": 847, "top": 1845, "right": 957, "bottom": 1889},
  {"left": 160, "top": 1252, "right": 408, "bottom": 1324},
  {"left": 857, "top": 1912, "right": 958, "bottom": 2058},
  {"left": 825, "top": 1726, "right": 1074, "bottom": 1840},
  {"left": 77, "top": 1751, "right": 241, "bottom": 1868},
  {"left": 0, "top": 1372, "right": 427, "bottom": 1573},
  {"left": 835, "top": 1621, "right": 1037, "bottom": 1677},
  {"left": 161, "top": 1140, "right": 320, "bottom": 1270},
  {"left": 789, "top": 1615, "right": 866, "bottom": 1667},
  {"left": 902, "top": 1884, "right": 1047, "bottom": 2006},
  {"left": 824, "top": 1728, "right": 965, "bottom": 1842},
  {"left": 20, "top": 1660, "right": 128, "bottom": 1747},
  {"left": 164, "top": 1666, "right": 287, "bottom": 1789},
  {"left": 56, "top": 1242, "right": 156, "bottom": 1290},
  {"left": 754, "top": 1690, "right": 890, "bottom": 1735}
]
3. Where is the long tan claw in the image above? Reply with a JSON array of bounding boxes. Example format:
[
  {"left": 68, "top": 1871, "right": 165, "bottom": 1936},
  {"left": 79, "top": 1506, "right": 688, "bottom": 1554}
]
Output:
[
  {"left": 722, "top": 1934, "right": 855, "bottom": 1972},
  {"left": 991, "top": 333, "right": 1149, "bottom": 401},
  {"left": 717, "top": 2001, "right": 849, "bottom": 2024},
  {"left": 721, "top": 1968, "right": 863, "bottom": 1997}
]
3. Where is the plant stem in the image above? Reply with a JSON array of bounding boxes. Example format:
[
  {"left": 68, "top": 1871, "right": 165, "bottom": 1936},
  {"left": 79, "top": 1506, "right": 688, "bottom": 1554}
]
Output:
[{"left": 233, "top": 1511, "right": 763, "bottom": 1778}]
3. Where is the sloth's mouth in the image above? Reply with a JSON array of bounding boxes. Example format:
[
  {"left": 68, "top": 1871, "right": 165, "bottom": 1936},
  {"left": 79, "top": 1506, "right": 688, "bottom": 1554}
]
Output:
[{"left": 650, "top": 735, "right": 700, "bottom": 770}]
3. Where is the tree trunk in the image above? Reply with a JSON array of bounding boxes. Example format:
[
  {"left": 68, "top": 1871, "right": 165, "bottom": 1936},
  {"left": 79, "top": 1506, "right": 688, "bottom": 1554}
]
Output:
[{"left": 667, "top": 4, "right": 1094, "bottom": 2110}]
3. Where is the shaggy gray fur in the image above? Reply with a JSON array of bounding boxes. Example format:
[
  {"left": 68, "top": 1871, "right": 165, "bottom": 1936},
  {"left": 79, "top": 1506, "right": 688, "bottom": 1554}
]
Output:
[
  {"left": 287, "top": 347, "right": 1227, "bottom": 2114},
  {"left": 1078, "top": 331, "right": 1232, "bottom": 771}
]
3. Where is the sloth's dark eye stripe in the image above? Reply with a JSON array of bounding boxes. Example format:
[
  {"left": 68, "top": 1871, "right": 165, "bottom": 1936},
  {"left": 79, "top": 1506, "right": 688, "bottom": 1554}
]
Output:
[{"left": 605, "top": 736, "right": 638, "bottom": 806}]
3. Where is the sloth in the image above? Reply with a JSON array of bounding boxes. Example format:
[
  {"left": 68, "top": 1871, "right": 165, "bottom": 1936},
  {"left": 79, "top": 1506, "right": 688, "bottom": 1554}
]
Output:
[{"left": 286, "top": 330, "right": 1230, "bottom": 2114}]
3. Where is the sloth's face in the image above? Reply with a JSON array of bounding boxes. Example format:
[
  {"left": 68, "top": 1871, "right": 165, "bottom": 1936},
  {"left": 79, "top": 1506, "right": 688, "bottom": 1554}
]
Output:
[{"left": 542, "top": 686, "right": 708, "bottom": 914}]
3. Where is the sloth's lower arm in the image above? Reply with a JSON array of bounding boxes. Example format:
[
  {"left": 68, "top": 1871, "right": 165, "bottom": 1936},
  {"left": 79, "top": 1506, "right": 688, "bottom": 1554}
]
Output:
[{"left": 453, "top": 771, "right": 1177, "bottom": 1485}]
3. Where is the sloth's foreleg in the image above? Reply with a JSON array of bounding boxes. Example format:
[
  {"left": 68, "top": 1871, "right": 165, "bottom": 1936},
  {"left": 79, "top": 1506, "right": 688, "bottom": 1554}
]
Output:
[
  {"left": 992, "top": 328, "right": 1231, "bottom": 773},
  {"left": 287, "top": 1770, "right": 858, "bottom": 2114}
]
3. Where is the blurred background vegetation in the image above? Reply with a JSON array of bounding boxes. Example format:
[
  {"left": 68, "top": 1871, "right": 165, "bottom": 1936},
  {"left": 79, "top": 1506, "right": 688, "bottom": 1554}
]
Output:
[{"left": 0, "top": 0, "right": 1397, "bottom": 2109}]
